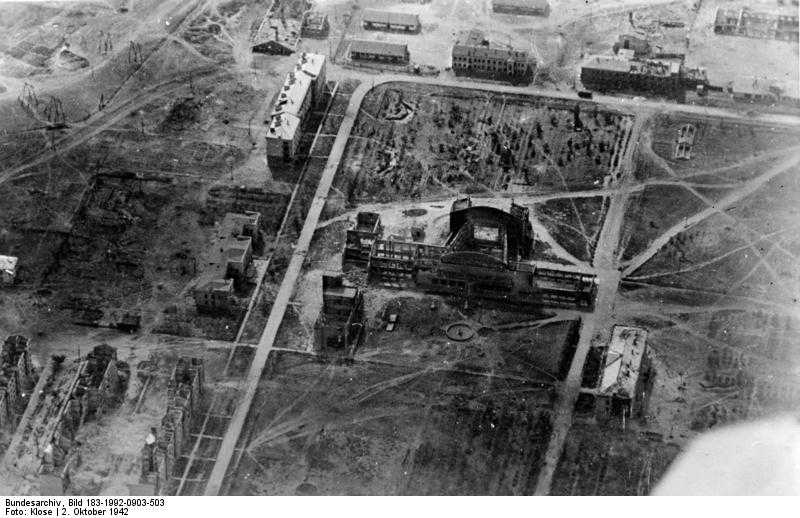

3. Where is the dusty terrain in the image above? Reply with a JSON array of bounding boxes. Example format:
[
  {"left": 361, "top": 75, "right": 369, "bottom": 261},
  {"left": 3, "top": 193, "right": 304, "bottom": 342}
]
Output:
[{"left": 0, "top": 0, "right": 798, "bottom": 498}]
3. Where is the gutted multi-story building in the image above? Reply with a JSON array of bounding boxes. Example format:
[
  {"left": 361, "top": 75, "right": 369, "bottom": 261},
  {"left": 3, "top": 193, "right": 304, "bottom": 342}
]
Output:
[
  {"left": 192, "top": 211, "right": 261, "bottom": 314},
  {"left": 139, "top": 357, "right": 205, "bottom": 495},
  {"left": 451, "top": 30, "right": 535, "bottom": 84},
  {"left": 301, "top": 11, "right": 330, "bottom": 38},
  {"left": 361, "top": 9, "right": 421, "bottom": 32},
  {"left": 348, "top": 39, "right": 410, "bottom": 64},
  {"left": 580, "top": 55, "right": 707, "bottom": 101},
  {"left": 193, "top": 278, "right": 235, "bottom": 315},
  {"left": 344, "top": 199, "right": 597, "bottom": 310},
  {"left": 265, "top": 52, "right": 327, "bottom": 162},
  {"left": 612, "top": 34, "right": 651, "bottom": 58},
  {"left": 0, "top": 335, "right": 34, "bottom": 430},
  {"left": 315, "top": 274, "right": 365, "bottom": 350},
  {"left": 714, "top": 7, "right": 799, "bottom": 42},
  {"left": 343, "top": 212, "right": 383, "bottom": 263}
]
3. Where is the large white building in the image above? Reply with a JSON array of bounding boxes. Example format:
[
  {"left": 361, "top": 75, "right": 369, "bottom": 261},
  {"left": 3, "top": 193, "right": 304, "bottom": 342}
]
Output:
[
  {"left": 594, "top": 325, "right": 650, "bottom": 422},
  {"left": 266, "top": 53, "right": 327, "bottom": 162}
]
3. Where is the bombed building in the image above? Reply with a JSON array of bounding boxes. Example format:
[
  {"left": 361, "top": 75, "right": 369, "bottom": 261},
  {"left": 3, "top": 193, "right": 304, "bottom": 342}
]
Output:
[
  {"left": 451, "top": 29, "right": 535, "bottom": 84},
  {"left": 580, "top": 55, "right": 707, "bottom": 101},
  {"left": 139, "top": 357, "right": 206, "bottom": 495},
  {"left": 344, "top": 212, "right": 383, "bottom": 263},
  {"left": 192, "top": 211, "right": 262, "bottom": 314},
  {"left": 251, "top": 0, "right": 308, "bottom": 54},
  {"left": 314, "top": 274, "right": 365, "bottom": 351},
  {"left": 714, "top": 7, "right": 799, "bottom": 42},
  {"left": 7, "top": 345, "right": 129, "bottom": 493},
  {"left": 300, "top": 11, "right": 329, "bottom": 38},
  {"left": 344, "top": 199, "right": 596, "bottom": 310},
  {"left": 0, "top": 335, "right": 35, "bottom": 430},
  {"left": 612, "top": 34, "right": 651, "bottom": 58}
]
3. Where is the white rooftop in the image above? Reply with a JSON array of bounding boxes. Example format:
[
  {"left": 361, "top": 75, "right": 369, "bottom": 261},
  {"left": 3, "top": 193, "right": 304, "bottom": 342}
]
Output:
[
  {"left": 268, "top": 111, "right": 301, "bottom": 142},
  {"left": 271, "top": 70, "right": 312, "bottom": 119},
  {"left": 0, "top": 255, "right": 18, "bottom": 275},
  {"left": 598, "top": 325, "right": 647, "bottom": 398},
  {"left": 267, "top": 53, "right": 325, "bottom": 142}
]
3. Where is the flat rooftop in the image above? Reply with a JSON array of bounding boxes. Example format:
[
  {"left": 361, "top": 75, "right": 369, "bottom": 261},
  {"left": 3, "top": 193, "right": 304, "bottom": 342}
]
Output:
[
  {"left": 362, "top": 9, "right": 420, "bottom": 27},
  {"left": 349, "top": 39, "right": 409, "bottom": 58},
  {"left": 598, "top": 326, "right": 647, "bottom": 399},
  {"left": 267, "top": 53, "right": 326, "bottom": 141}
]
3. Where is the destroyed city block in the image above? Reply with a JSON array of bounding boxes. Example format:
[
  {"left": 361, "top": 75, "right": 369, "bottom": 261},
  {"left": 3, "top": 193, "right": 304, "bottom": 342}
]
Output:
[{"left": 0, "top": 0, "right": 798, "bottom": 498}]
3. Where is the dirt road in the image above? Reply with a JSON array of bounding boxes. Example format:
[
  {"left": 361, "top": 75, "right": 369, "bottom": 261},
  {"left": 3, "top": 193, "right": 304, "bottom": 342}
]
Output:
[
  {"left": 202, "top": 78, "right": 373, "bottom": 496},
  {"left": 533, "top": 114, "right": 646, "bottom": 495}
]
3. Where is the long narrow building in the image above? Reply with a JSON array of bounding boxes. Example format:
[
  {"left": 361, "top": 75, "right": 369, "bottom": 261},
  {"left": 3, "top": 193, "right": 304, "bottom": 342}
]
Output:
[
  {"left": 361, "top": 9, "right": 421, "bottom": 32},
  {"left": 580, "top": 55, "right": 707, "bottom": 101},
  {"left": 265, "top": 53, "right": 327, "bottom": 162}
]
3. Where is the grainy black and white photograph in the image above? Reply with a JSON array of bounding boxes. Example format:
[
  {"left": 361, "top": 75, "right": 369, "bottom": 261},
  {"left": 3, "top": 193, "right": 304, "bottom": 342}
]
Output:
[{"left": 0, "top": 0, "right": 798, "bottom": 504}]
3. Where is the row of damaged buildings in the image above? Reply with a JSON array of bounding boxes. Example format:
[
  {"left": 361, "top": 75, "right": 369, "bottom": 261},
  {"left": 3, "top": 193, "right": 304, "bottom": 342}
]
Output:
[
  {"left": 581, "top": 25, "right": 799, "bottom": 106},
  {"left": 5, "top": 344, "right": 129, "bottom": 493},
  {"left": 137, "top": 357, "right": 205, "bottom": 495}
]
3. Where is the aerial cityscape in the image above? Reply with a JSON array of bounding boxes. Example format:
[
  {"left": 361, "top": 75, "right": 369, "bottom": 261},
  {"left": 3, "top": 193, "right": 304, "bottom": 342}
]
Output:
[{"left": 0, "top": 0, "right": 798, "bottom": 497}]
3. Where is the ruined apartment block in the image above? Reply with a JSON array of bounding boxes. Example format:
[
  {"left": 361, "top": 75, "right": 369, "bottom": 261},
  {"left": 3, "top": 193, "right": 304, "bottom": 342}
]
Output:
[
  {"left": 451, "top": 30, "right": 535, "bottom": 84},
  {"left": 343, "top": 211, "right": 383, "bottom": 263},
  {"left": 314, "top": 274, "right": 365, "bottom": 351},
  {"left": 265, "top": 52, "right": 327, "bottom": 162},
  {"left": 139, "top": 357, "right": 206, "bottom": 495},
  {"left": 193, "top": 212, "right": 261, "bottom": 315},
  {"left": 612, "top": 34, "right": 651, "bottom": 59},
  {"left": 10, "top": 345, "right": 130, "bottom": 493},
  {"left": 300, "top": 11, "right": 329, "bottom": 38},
  {"left": 250, "top": 0, "right": 310, "bottom": 54},
  {"left": 580, "top": 55, "right": 707, "bottom": 101},
  {"left": 0, "top": 335, "right": 34, "bottom": 430}
]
